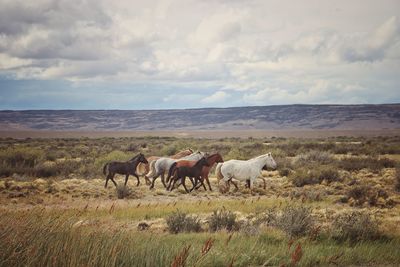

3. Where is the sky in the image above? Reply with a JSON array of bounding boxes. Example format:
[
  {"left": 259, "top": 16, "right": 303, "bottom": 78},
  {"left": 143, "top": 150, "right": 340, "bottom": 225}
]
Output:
[{"left": 0, "top": 0, "right": 399, "bottom": 110}]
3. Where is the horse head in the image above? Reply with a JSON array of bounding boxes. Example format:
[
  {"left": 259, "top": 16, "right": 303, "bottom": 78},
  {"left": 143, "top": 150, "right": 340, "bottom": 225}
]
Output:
[
  {"left": 198, "top": 157, "right": 210, "bottom": 167},
  {"left": 207, "top": 153, "right": 224, "bottom": 164},
  {"left": 263, "top": 152, "right": 277, "bottom": 170},
  {"left": 138, "top": 153, "right": 149, "bottom": 164}
]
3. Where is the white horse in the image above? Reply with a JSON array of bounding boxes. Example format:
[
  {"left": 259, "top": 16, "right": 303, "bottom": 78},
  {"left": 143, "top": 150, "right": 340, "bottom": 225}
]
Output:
[
  {"left": 215, "top": 152, "right": 277, "bottom": 192},
  {"left": 147, "top": 151, "right": 206, "bottom": 189}
]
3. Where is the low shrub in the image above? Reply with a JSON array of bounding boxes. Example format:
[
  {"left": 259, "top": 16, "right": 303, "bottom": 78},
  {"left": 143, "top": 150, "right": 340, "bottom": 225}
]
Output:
[
  {"left": 293, "top": 150, "right": 334, "bottom": 166},
  {"left": 116, "top": 185, "right": 132, "bottom": 199},
  {"left": 289, "top": 166, "right": 341, "bottom": 187},
  {"left": 276, "top": 157, "right": 293, "bottom": 177},
  {"left": 331, "top": 211, "right": 381, "bottom": 243},
  {"left": 166, "top": 211, "right": 202, "bottom": 234},
  {"left": 208, "top": 209, "right": 237, "bottom": 232},
  {"left": 269, "top": 206, "right": 314, "bottom": 238},
  {"left": 395, "top": 168, "right": 400, "bottom": 192},
  {"left": 347, "top": 185, "right": 369, "bottom": 204},
  {"left": 337, "top": 157, "right": 396, "bottom": 173}
]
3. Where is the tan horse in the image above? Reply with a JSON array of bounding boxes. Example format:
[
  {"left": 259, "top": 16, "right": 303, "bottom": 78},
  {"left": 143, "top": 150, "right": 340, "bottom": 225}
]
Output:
[{"left": 136, "top": 149, "right": 193, "bottom": 183}]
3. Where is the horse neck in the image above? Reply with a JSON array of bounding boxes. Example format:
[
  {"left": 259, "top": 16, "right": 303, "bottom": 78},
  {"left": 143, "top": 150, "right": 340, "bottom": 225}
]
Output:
[
  {"left": 183, "top": 153, "right": 200, "bottom": 160},
  {"left": 172, "top": 150, "right": 191, "bottom": 159},
  {"left": 206, "top": 154, "right": 219, "bottom": 165},
  {"left": 250, "top": 155, "right": 269, "bottom": 169},
  {"left": 130, "top": 154, "right": 140, "bottom": 162},
  {"left": 194, "top": 159, "right": 206, "bottom": 168}
]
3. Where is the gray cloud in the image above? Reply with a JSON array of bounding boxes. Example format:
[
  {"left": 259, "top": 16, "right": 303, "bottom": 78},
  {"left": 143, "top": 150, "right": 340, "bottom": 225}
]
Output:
[{"left": 0, "top": 0, "right": 399, "bottom": 109}]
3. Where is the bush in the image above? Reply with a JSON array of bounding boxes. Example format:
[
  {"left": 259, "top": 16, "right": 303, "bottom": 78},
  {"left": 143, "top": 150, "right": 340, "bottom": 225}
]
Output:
[
  {"left": 276, "top": 157, "right": 293, "bottom": 177},
  {"left": 395, "top": 168, "right": 400, "bottom": 192},
  {"left": 289, "top": 166, "right": 340, "bottom": 187},
  {"left": 0, "top": 147, "right": 43, "bottom": 168},
  {"left": 270, "top": 206, "right": 314, "bottom": 238},
  {"left": 347, "top": 185, "right": 369, "bottom": 203},
  {"left": 337, "top": 157, "right": 396, "bottom": 173},
  {"left": 34, "top": 160, "right": 80, "bottom": 177},
  {"left": 208, "top": 209, "right": 237, "bottom": 232},
  {"left": 160, "top": 144, "right": 178, "bottom": 156},
  {"left": 278, "top": 167, "right": 291, "bottom": 177},
  {"left": 166, "top": 211, "right": 202, "bottom": 234},
  {"left": 293, "top": 150, "right": 334, "bottom": 166},
  {"left": 94, "top": 151, "right": 131, "bottom": 170},
  {"left": 331, "top": 211, "right": 381, "bottom": 243},
  {"left": 116, "top": 185, "right": 132, "bottom": 199}
]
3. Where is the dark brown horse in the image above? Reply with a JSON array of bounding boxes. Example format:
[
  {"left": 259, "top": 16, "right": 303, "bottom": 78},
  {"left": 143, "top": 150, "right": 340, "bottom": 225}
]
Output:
[
  {"left": 103, "top": 153, "right": 148, "bottom": 188},
  {"left": 167, "top": 157, "right": 210, "bottom": 193},
  {"left": 167, "top": 153, "right": 223, "bottom": 191}
]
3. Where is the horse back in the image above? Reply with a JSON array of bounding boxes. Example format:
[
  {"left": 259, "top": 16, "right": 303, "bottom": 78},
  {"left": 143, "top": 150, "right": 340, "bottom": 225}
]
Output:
[
  {"left": 175, "top": 160, "right": 196, "bottom": 168},
  {"left": 108, "top": 161, "right": 136, "bottom": 174}
]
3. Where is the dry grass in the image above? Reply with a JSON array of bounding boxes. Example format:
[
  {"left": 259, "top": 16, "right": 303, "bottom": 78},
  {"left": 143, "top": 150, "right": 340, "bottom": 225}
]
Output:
[{"left": 1, "top": 135, "right": 400, "bottom": 266}]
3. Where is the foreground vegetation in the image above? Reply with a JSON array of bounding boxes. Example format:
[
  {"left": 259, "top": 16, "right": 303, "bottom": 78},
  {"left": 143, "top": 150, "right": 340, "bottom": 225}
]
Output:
[{"left": 1, "top": 135, "right": 400, "bottom": 266}]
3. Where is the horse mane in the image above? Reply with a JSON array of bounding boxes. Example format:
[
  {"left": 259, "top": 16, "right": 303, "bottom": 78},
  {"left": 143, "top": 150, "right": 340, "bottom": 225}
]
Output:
[
  {"left": 194, "top": 157, "right": 206, "bottom": 166},
  {"left": 206, "top": 152, "right": 219, "bottom": 159},
  {"left": 129, "top": 153, "right": 141, "bottom": 162},
  {"left": 250, "top": 153, "right": 271, "bottom": 161}
]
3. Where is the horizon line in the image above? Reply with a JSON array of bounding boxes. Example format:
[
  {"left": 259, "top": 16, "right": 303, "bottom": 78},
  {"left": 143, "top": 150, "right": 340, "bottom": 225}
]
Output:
[{"left": 1, "top": 102, "right": 400, "bottom": 112}]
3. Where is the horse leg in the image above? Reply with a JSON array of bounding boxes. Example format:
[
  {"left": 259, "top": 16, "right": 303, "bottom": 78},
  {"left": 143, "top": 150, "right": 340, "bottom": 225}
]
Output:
[
  {"left": 205, "top": 174, "right": 212, "bottom": 191},
  {"left": 160, "top": 173, "right": 167, "bottom": 188},
  {"left": 104, "top": 173, "right": 110, "bottom": 188},
  {"left": 260, "top": 177, "right": 266, "bottom": 189},
  {"left": 200, "top": 176, "right": 207, "bottom": 191},
  {"left": 150, "top": 173, "right": 160, "bottom": 189},
  {"left": 144, "top": 164, "right": 151, "bottom": 185},
  {"left": 231, "top": 180, "right": 239, "bottom": 191},
  {"left": 105, "top": 172, "right": 112, "bottom": 188},
  {"left": 249, "top": 179, "right": 254, "bottom": 194},
  {"left": 194, "top": 176, "right": 206, "bottom": 191},
  {"left": 134, "top": 174, "right": 140, "bottom": 186},
  {"left": 169, "top": 177, "right": 178, "bottom": 191},
  {"left": 124, "top": 174, "right": 129, "bottom": 187},
  {"left": 182, "top": 176, "right": 190, "bottom": 193},
  {"left": 110, "top": 173, "right": 118, "bottom": 188}
]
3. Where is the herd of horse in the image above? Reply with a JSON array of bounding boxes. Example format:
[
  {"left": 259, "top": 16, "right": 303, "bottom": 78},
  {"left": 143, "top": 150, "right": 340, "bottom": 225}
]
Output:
[{"left": 102, "top": 149, "right": 277, "bottom": 193}]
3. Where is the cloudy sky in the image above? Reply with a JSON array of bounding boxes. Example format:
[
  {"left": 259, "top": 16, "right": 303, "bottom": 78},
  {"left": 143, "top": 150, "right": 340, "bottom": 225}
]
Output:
[{"left": 0, "top": 0, "right": 399, "bottom": 109}]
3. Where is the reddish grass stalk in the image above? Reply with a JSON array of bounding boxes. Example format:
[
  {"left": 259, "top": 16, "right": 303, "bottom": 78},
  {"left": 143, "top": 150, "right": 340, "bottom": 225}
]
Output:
[
  {"left": 171, "top": 245, "right": 191, "bottom": 267},
  {"left": 291, "top": 243, "right": 303, "bottom": 266}
]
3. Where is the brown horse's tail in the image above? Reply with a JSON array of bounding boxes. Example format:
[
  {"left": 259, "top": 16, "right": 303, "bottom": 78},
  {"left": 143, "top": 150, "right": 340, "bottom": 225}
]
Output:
[
  {"left": 136, "top": 162, "right": 146, "bottom": 176},
  {"left": 215, "top": 162, "right": 223, "bottom": 183},
  {"left": 167, "top": 162, "right": 177, "bottom": 182},
  {"left": 103, "top": 163, "right": 109, "bottom": 175}
]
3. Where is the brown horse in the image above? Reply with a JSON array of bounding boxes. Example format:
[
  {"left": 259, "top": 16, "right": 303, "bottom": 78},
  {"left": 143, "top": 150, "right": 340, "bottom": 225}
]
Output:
[
  {"left": 135, "top": 149, "right": 193, "bottom": 180},
  {"left": 167, "top": 157, "right": 210, "bottom": 193},
  {"left": 103, "top": 153, "right": 148, "bottom": 188},
  {"left": 167, "top": 153, "right": 224, "bottom": 191}
]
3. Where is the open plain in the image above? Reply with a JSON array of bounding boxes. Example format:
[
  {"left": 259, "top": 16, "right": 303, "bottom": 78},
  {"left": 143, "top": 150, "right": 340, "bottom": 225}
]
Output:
[{"left": 1, "top": 134, "right": 400, "bottom": 266}]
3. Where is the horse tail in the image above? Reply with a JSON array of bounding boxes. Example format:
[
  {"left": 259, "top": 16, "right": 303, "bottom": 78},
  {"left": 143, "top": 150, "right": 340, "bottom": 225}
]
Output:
[
  {"left": 136, "top": 162, "right": 146, "bottom": 176},
  {"left": 103, "top": 163, "right": 109, "bottom": 175},
  {"left": 167, "top": 162, "right": 177, "bottom": 182},
  {"left": 146, "top": 160, "right": 157, "bottom": 178},
  {"left": 215, "top": 163, "right": 223, "bottom": 183}
]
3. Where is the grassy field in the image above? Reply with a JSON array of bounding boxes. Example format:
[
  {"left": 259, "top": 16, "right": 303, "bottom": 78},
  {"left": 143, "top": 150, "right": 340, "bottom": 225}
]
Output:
[{"left": 1, "top": 135, "right": 400, "bottom": 266}]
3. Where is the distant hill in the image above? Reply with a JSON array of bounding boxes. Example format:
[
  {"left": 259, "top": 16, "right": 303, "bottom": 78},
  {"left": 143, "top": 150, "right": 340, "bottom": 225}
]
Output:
[{"left": 1, "top": 104, "right": 400, "bottom": 131}]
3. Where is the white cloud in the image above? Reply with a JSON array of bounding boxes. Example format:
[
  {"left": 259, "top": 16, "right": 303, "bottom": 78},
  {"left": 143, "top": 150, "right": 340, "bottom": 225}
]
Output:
[
  {"left": 0, "top": 0, "right": 399, "bottom": 108},
  {"left": 201, "top": 91, "right": 230, "bottom": 104}
]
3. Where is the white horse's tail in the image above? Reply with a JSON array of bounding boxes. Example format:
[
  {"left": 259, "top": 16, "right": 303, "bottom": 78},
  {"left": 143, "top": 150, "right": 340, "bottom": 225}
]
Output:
[
  {"left": 215, "top": 163, "right": 223, "bottom": 183},
  {"left": 146, "top": 160, "right": 157, "bottom": 179}
]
